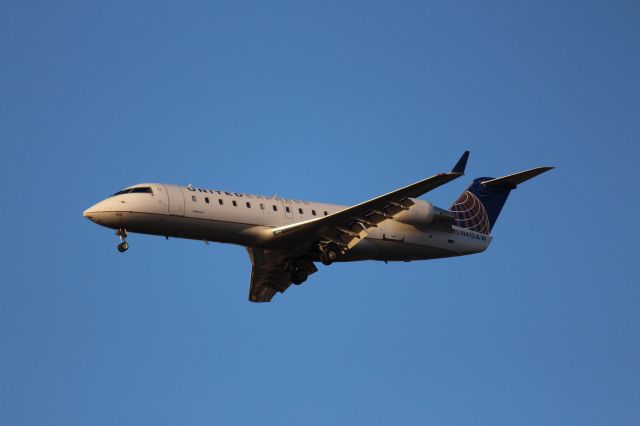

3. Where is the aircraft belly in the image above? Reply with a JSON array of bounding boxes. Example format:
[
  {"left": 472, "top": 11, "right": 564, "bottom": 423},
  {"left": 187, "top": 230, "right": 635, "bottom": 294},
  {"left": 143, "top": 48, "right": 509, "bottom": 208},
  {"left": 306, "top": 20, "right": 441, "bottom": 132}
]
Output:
[
  {"left": 97, "top": 211, "right": 264, "bottom": 246},
  {"left": 161, "top": 215, "right": 266, "bottom": 245},
  {"left": 356, "top": 238, "right": 459, "bottom": 261}
]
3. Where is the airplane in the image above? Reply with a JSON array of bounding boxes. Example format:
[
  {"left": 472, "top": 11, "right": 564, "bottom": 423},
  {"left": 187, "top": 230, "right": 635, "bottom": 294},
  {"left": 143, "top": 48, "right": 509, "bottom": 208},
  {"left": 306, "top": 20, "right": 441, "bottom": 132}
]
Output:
[{"left": 83, "top": 152, "right": 553, "bottom": 302}]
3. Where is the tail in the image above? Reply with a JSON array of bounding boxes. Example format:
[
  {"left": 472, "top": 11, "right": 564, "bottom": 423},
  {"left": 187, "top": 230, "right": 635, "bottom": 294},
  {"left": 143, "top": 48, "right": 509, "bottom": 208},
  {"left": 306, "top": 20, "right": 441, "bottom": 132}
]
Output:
[{"left": 449, "top": 166, "right": 554, "bottom": 234}]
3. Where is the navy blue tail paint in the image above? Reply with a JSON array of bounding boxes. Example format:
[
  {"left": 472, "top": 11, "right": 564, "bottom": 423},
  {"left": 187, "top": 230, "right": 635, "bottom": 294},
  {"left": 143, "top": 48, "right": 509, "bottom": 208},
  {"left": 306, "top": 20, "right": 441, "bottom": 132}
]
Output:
[
  {"left": 450, "top": 167, "right": 553, "bottom": 234},
  {"left": 449, "top": 178, "right": 512, "bottom": 234}
]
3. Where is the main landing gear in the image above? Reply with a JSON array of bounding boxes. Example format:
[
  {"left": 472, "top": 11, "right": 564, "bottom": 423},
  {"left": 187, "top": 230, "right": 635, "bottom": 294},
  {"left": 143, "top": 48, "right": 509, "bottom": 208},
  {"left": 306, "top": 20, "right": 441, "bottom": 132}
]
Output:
[
  {"left": 290, "top": 260, "right": 317, "bottom": 286},
  {"left": 116, "top": 228, "right": 129, "bottom": 253},
  {"left": 291, "top": 267, "right": 308, "bottom": 285},
  {"left": 319, "top": 243, "right": 340, "bottom": 266}
]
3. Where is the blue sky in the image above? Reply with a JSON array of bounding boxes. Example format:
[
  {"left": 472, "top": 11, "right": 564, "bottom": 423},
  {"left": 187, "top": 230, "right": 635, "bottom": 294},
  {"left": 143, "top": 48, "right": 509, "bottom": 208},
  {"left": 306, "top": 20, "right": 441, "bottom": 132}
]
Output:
[{"left": 1, "top": 1, "right": 638, "bottom": 425}]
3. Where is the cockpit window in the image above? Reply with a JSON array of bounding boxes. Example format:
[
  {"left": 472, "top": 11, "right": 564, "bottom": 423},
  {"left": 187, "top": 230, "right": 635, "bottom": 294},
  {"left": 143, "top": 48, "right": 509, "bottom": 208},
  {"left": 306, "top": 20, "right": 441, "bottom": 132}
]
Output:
[
  {"left": 130, "top": 187, "right": 153, "bottom": 194},
  {"left": 111, "top": 187, "right": 153, "bottom": 197}
]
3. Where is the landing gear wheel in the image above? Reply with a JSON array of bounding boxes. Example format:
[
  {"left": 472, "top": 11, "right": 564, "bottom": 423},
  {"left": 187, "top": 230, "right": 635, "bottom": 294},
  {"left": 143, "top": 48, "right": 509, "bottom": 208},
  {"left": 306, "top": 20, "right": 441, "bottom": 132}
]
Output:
[
  {"left": 291, "top": 268, "right": 308, "bottom": 285},
  {"left": 116, "top": 228, "right": 129, "bottom": 253},
  {"left": 320, "top": 248, "right": 338, "bottom": 266}
]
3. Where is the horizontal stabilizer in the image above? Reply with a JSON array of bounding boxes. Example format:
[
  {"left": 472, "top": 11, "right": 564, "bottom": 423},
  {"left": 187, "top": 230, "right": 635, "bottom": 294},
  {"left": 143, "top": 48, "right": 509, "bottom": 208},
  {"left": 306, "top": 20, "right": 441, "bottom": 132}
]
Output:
[{"left": 482, "top": 166, "right": 554, "bottom": 189}]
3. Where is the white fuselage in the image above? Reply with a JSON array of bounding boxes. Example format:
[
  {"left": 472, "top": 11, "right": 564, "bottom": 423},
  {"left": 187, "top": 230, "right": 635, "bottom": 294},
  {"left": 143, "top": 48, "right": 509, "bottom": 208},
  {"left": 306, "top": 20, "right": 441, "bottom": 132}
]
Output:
[{"left": 83, "top": 183, "right": 491, "bottom": 262}]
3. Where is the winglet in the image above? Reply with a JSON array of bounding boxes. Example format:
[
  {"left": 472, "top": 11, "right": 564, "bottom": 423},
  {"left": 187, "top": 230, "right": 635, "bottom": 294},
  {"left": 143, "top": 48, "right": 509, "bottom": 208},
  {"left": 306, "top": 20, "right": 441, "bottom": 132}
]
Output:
[{"left": 451, "top": 151, "right": 470, "bottom": 174}]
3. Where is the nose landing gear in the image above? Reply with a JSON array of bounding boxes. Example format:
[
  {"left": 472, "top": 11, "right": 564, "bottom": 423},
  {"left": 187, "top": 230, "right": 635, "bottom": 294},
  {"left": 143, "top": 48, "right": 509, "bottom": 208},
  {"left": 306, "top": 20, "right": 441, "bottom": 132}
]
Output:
[{"left": 116, "top": 228, "right": 129, "bottom": 253}]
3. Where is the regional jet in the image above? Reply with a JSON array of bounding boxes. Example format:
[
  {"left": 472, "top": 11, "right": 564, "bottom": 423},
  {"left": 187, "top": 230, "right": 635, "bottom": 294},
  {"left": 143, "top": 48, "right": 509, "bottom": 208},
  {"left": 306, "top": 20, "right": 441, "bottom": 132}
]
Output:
[{"left": 83, "top": 152, "right": 552, "bottom": 302}]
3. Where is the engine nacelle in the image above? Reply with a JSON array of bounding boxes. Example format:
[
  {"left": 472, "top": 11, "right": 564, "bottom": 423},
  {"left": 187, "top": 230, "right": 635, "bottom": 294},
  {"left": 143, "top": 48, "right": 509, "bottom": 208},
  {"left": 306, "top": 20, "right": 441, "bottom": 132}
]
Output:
[{"left": 393, "top": 199, "right": 455, "bottom": 228}]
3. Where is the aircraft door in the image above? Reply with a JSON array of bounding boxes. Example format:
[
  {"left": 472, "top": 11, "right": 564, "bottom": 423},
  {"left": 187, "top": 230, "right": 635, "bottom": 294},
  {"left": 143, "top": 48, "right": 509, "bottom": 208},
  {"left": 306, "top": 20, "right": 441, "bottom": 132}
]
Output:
[{"left": 165, "top": 185, "right": 184, "bottom": 216}]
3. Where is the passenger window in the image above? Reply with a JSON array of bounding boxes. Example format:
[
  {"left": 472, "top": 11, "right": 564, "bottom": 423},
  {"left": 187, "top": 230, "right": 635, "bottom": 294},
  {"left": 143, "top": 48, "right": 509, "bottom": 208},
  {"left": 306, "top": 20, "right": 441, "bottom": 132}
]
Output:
[
  {"left": 205, "top": 197, "right": 210, "bottom": 204},
  {"left": 260, "top": 203, "right": 265, "bottom": 210},
  {"left": 273, "top": 205, "right": 277, "bottom": 211},
  {"left": 324, "top": 211, "right": 328, "bottom": 216},
  {"left": 232, "top": 200, "right": 237, "bottom": 207},
  {"left": 246, "top": 202, "right": 251, "bottom": 208},
  {"left": 298, "top": 208, "right": 303, "bottom": 214},
  {"left": 192, "top": 196, "right": 197, "bottom": 202},
  {"left": 285, "top": 206, "right": 290, "bottom": 213},
  {"left": 218, "top": 199, "right": 223, "bottom": 205},
  {"left": 312, "top": 209, "right": 316, "bottom": 216}
]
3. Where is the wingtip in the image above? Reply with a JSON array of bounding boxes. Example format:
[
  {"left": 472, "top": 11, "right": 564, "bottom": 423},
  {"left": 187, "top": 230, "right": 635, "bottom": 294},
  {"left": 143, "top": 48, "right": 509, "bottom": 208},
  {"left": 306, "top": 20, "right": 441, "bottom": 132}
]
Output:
[
  {"left": 528, "top": 166, "right": 555, "bottom": 175},
  {"left": 451, "top": 151, "right": 470, "bottom": 174}
]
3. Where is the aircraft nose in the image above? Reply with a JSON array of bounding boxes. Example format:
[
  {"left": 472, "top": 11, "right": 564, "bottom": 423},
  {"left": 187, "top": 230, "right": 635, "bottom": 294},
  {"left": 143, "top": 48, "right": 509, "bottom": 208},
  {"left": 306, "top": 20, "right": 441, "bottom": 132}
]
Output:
[
  {"left": 83, "top": 199, "right": 120, "bottom": 227},
  {"left": 83, "top": 206, "right": 96, "bottom": 221},
  {"left": 83, "top": 201, "right": 103, "bottom": 221}
]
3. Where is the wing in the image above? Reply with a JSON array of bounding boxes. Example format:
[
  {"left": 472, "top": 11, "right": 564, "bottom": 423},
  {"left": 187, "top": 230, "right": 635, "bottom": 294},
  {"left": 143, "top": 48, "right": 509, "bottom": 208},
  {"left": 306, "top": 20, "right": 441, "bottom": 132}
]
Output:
[
  {"left": 271, "top": 151, "right": 469, "bottom": 251},
  {"left": 247, "top": 247, "right": 318, "bottom": 302}
]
